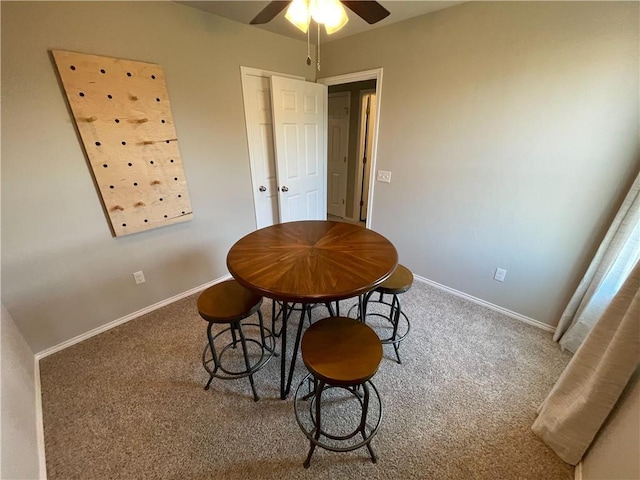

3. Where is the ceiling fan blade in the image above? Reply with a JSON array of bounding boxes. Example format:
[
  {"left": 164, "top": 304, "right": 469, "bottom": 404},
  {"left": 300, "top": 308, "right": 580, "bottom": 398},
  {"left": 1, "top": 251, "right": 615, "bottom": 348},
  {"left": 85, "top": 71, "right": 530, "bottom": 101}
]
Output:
[
  {"left": 250, "top": 1, "right": 291, "bottom": 25},
  {"left": 342, "top": 1, "right": 390, "bottom": 24}
]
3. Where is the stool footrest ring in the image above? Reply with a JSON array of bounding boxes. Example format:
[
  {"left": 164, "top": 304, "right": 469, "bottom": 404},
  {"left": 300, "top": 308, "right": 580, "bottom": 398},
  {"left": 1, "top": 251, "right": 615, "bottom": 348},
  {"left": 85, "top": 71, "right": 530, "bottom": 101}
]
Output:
[
  {"left": 294, "top": 373, "right": 383, "bottom": 466},
  {"left": 202, "top": 323, "right": 275, "bottom": 380}
]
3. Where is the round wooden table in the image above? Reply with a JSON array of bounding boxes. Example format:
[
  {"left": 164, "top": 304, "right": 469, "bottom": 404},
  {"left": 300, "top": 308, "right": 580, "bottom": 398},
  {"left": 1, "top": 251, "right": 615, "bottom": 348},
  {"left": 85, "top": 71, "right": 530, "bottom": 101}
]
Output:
[{"left": 227, "top": 220, "right": 398, "bottom": 398}]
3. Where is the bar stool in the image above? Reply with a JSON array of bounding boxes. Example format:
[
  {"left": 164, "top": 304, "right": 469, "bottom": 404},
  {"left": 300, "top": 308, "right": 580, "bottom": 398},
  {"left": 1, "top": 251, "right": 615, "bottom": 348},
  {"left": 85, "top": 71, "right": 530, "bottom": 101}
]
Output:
[
  {"left": 362, "top": 264, "right": 413, "bottom": 364},
  {"left": 294, "top": 317, "right": 383, "bottom": 468},
  {"left": 197, "top": 280, "right": 275, "bottom": 401}
]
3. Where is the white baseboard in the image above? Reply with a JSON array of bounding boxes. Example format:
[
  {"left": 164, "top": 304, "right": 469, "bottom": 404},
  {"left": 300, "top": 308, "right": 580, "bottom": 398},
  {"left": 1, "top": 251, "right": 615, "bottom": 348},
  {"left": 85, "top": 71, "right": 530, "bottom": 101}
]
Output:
[
  {"left": 413, "top": 274, "right": 556, "bottom": 333},
  {"left": 32, "top": 273, "right": 230, "bottom": 477},
  {"left": 35, "top": 274, "right": 232, "bottom": 360},
  {"left": 575, "top": 461, "right": 583, "bottom": 480},
  {"left": 30, "top": 271, "right": 553, "bottom": 476}
]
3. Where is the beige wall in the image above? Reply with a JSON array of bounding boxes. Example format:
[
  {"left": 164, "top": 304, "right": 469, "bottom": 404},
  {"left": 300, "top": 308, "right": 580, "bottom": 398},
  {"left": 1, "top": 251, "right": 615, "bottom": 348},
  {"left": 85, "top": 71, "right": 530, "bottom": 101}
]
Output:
[
  {"left": 1, "top": 304, "right": 41, "bottom": 479},
  {"left": 1, "top": 1, "right": 313, "bottom": 352},
  {"left": 321, "top": 1, "right": 639, "bottom": 327},
  {"left": 582, "top": 368, "right": 640, "bottom": 480}
]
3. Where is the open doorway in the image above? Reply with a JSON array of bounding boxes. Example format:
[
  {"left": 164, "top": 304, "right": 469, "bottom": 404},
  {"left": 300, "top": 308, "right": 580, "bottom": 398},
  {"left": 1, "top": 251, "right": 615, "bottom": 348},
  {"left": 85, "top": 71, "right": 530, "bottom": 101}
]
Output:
[
  {"left": 241, "top": 67, "right": 382, "bottom": 230},
  {"left": 327, "top": 80, "right": 376, "bottom": 226},
  {"left": 319, "top": 69, "right": 382, "bottom": 229}
]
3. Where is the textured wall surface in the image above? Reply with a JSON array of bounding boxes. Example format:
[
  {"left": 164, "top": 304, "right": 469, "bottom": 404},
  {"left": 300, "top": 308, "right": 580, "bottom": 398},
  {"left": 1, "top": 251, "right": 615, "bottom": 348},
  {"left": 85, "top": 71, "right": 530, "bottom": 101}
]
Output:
[
  {"left": 1, "top": 1, "right": 312, "bottom": 352},
  {"left": 1, "top": 304, "right": 41, "bottom": 479},
  {"left": 321, "top": 1, "right": 640, "bottom": 327}
]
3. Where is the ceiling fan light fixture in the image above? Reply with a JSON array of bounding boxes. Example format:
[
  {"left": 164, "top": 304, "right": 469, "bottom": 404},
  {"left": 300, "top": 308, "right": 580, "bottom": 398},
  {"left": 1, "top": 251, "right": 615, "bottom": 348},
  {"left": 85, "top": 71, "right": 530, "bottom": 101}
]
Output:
[
  {"left": 285, "top": 0, "right": 348, "bottom": 35},
  {"left": 285, "top": 0, "right": 310, "bottom": 33},
  {"left": 321, "top": 0, "right": 349, "bottom": 34}
]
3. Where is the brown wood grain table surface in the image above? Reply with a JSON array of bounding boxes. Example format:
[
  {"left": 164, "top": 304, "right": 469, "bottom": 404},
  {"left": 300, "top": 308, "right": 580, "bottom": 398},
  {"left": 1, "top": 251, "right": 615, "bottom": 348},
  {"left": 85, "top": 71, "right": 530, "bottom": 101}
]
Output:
[{"left": 227, "top": 220, "right": 398, "bottom": 398}]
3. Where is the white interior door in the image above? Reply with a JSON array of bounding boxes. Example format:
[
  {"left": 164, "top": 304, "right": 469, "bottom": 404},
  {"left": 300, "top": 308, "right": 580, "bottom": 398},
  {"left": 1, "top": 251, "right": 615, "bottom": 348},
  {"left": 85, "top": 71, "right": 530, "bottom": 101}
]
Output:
[
  {"left": 241, "top": 72, "right": 279, "bottom": 228},
  {"left": 241, "top": 68, "right": 305, "bottom": 229},
  {"left": 327, "top": 92, "right": 349, "bottom": 218},
  {"left": 271, "top": 76, "right": 327, "bottom": 223}
]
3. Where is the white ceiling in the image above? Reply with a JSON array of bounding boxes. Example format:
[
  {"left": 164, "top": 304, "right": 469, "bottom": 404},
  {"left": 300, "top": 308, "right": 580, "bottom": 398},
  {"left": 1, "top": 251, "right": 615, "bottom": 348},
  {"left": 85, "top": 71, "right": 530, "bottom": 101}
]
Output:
[{"left": 178, "top": 1, "right": 464, "bottom": 42}]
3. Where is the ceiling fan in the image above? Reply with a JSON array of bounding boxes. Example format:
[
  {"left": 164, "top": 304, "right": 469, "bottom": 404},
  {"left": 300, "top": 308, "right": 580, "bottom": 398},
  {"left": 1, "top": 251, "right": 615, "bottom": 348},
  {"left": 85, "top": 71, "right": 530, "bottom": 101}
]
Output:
[
  {"left": 250, "top": 1, "right": 390, "bottom": 28},
  {"left": 250, "top": 0, "right": 390, "bottom": 70}
]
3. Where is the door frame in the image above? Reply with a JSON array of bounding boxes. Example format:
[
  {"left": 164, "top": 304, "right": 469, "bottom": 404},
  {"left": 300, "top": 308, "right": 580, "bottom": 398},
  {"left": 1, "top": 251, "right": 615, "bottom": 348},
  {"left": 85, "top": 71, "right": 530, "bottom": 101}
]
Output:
[
  {"left": 240, "top": 66, "right": 305, "bottom": 229},
  {"left": 355, "top": 89, "right": 376, "bottom": 223},
  {"left": 317, "top": 68, "right": 383, "bottom": 229},
  {"left": 327, "top": 91, "right": 351, "bottom": 218}
]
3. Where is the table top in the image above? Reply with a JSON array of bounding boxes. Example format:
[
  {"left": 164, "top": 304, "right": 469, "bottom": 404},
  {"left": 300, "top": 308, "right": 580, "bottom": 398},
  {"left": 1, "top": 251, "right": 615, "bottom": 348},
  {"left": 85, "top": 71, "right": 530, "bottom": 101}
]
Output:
[{"left": 227, "top": 220, "right": 398, "bottom": 303}]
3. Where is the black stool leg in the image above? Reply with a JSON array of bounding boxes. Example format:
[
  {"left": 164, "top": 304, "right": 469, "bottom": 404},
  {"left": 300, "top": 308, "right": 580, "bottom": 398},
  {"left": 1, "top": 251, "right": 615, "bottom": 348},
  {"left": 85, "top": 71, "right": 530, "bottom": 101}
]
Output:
[
  {"left": 204, "top": 321, "right": 220, "bottom": 390},
  {"left": 272, "top": 299, "right": 284, "bottom": 338},
  {"left": 236, "top": 320, "right": 260, "bottom": 402},
  {"left": 230, "top": 323, "right": 238, "bottom": 349},
  {"left": 257, "top": 309, "right": 277, "bottom": 357},
  {"left": 390, "top": 294, "right": 402, "bottom": 364},
  {"left": 359, "top": 293, "right": 370, "bottom": 323},
  {"left": 359, "top": 382, "right": 377, "bottom": 463},
  {"left": 324, "top": 302, "right": 335, "bottom": 317},
  {"left": 304, "top": 379, "right": 325, "bottom": 468},
  {"left": 280, "top": 303, "right": 290, "bottom": 399}
]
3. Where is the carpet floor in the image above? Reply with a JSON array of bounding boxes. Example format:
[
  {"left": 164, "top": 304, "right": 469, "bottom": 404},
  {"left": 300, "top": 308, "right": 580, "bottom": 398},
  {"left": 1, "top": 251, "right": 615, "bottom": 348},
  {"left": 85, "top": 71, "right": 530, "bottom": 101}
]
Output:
[{"left": 40, "top": 280, "right": 574, "bottom": 479}]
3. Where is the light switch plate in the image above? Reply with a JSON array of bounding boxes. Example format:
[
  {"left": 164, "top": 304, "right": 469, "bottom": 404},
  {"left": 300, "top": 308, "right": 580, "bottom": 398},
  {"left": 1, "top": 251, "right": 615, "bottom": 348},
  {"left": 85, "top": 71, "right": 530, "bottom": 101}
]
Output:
[{"left": 494, "top": 268, "right": 507, "bottom": 282}]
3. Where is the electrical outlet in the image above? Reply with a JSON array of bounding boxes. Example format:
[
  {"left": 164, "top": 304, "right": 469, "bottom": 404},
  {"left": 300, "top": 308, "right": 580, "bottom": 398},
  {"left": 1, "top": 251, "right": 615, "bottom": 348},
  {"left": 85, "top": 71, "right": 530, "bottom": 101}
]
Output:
[
  {"left": 133, "top": 271, "right": 146, "bottom": 285},
  {"left": 376, "top": 170, "right": 392, "bottom": 183},
  {"left": 494, "top": 268, "right": 507, "bottom": 282}
]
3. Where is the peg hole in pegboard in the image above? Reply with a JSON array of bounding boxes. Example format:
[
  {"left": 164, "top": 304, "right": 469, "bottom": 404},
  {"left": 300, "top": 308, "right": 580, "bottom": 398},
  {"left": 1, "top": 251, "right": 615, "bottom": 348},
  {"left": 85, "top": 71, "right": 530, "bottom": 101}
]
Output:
[
  {"left": 159, "top": 198, "right": 164, "bottom": 201},
  {"left": 110, "top": 185, "right": 115, "bottom": 189},
  {"left": 149, "top": 160, "right": 154, "bottom": 165},
  {"left": 170, "top": 159, "right": 174, "bottom": 163},
  {"left": 127, "top": 72, "right": 132, "bottom": 77},
  {"left": 144, "top": 219, "right": 148, "bottom": 223},
  {"left": 164, "top": 215, "right": 168, "bottom": 218},
  {"left": 70, "top": 65, "right": 76, "bottom": 71},
  {"left": 155, "top": 98, "right": 160, "bottom": 102},
  {"left": 115, "top": 119, "right": 120, "bottom": 123},
  {"left": 174, "top": 177, "right": 178, "bottom": 181},
  {"left": 122, "top": 223, "right": 127, "bottom": 227},
  {"left": 100, "top": 69, "right": 106, "bottom": 74},
  {"left": 95, "top": 141, "right": 101, "bottom": 146},
  {"left": 151, "top": 75, "right": 156, "bottom": 80},
  {"left": 133, "top": 182, "right": 138, "bottom": 186},
  {"left": 107, "top": 94, "right": 113, "bottom": 99},
  {"left": 178, "top": 194, "right": 182, "bottom": 198},
  {"left": 103, "top": 164, "right": 108, "bottom": 168},
  {"left": 161, "top": 119, "right": 165, "bottom": 124},
  {"left": 79, "top": 92, "right": 85, "bottom": 97},
  {"left": 122, "top": 141, "right": 127, "bottom": 146},
  {"left": 127, "top": 162, "right": 133, "bottom": 167}
]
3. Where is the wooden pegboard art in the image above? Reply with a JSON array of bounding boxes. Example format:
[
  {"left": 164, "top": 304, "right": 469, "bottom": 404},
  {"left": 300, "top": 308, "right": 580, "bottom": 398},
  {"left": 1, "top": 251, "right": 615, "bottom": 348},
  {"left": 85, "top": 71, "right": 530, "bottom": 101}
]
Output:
[{"left": 52, "top": 50, "right": 193, "bottom": 237}]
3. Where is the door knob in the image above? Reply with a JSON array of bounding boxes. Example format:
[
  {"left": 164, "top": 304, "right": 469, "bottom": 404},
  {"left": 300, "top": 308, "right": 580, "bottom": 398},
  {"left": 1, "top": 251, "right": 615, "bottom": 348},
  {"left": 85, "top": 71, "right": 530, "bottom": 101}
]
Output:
[
  {"left": 259, "top": 186, "right": 266, "bottom": 192},
  {"left": 281, "top": 186, "right": 289, "bottom": 192}
]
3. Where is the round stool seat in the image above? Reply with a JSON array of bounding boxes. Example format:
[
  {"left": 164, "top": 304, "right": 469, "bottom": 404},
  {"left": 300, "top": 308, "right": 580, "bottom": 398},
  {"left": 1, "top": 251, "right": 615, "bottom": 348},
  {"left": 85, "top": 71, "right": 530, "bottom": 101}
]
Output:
[
  {"left": 302, "top": 317, "right": 382, "bottom": 387},
  {"left": 197, "top": 279, "right": 274, "bottom": 401},
  {"left": 376, "top": 264, "right": 413, "bottom": 294},
  {"left": 198, "top": 280, "right": 262, "bottom": 323}
]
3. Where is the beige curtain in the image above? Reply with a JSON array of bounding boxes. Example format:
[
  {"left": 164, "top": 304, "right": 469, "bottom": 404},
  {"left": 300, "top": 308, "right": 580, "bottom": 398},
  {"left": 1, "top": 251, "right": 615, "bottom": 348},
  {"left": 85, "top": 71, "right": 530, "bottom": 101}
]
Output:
[
  {"left": 554, "top": 173, "right": 640, "bottom": 353},
  {"left": 532, "top": 260, "right": 640, "bottom": 465}
]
